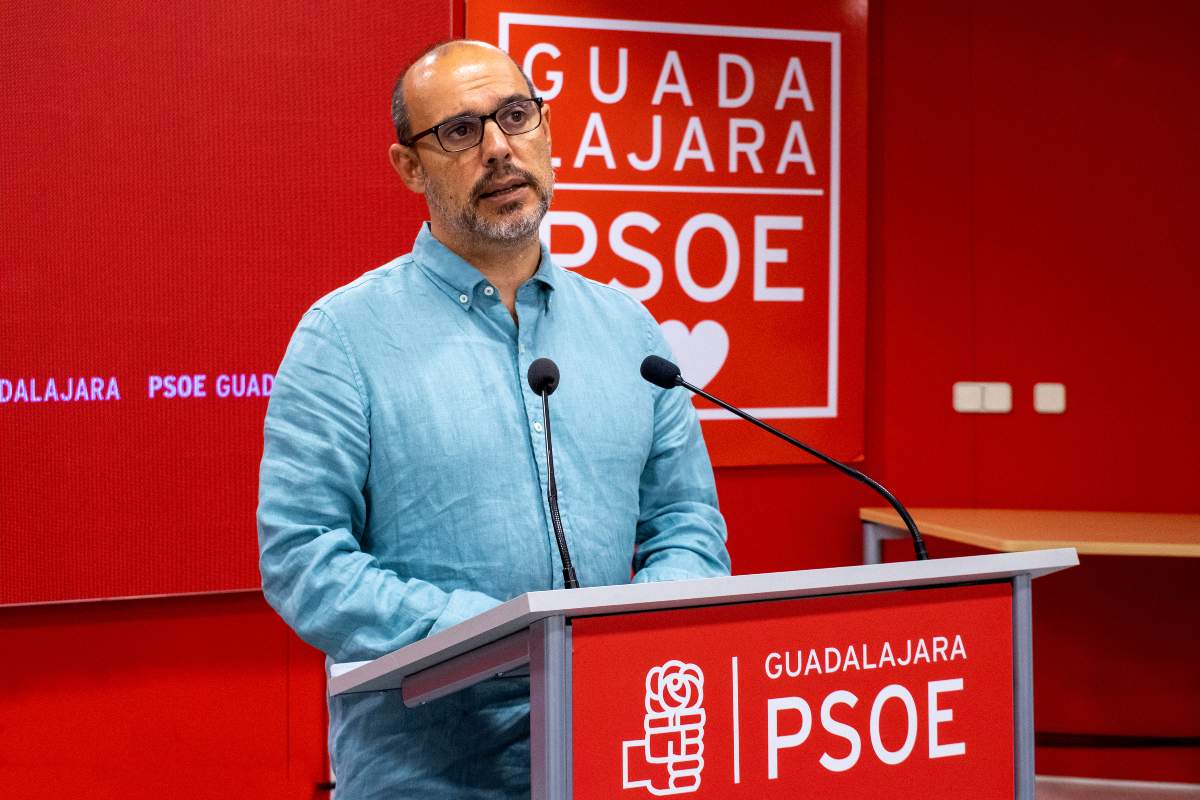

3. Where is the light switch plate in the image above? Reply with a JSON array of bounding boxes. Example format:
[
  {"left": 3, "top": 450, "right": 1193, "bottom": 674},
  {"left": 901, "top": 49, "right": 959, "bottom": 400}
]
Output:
[
  {"left": 1034, "top": 382, "right": 1066, "bottom": 414},
  {"left": 953, "top": 381, "right": 1012, "bottom": 413},
  {"left": 981, "top": 382, "right": 1013, "bottom": 413},
  {"left": 953, "top": 382, "right": 984, "bottom": 412}
]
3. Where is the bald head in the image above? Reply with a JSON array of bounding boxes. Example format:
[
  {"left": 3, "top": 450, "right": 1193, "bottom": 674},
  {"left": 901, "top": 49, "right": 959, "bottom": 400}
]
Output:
[
  {"left": 386, "top": 37, "right": 553, "bottom": 255},
  {"left": 390, "top": 40, "right": 536, "bottom": 143}
]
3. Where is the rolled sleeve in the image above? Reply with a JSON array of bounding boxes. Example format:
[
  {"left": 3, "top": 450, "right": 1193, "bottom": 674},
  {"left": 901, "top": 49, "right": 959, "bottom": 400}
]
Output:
[{"left": 631, "top": 314, "right": 732, "bottom": 584}]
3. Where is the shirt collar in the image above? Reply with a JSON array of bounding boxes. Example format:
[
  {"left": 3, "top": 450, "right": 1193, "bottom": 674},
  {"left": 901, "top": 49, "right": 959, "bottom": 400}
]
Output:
[{"left": 411, "top": 223, "right": 559, "bottom": 310}]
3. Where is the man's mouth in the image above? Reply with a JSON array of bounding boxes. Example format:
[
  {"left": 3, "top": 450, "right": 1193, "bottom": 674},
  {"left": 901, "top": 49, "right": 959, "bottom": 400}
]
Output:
[{"left": 477, "top": 179, "right": 530, "bottom": 201}]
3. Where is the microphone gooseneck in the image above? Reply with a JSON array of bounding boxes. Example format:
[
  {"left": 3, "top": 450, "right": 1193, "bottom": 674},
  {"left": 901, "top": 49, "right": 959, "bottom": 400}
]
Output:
[
  {"left": 527, "top": 358, "right": 579, "bottom": 589},
  {"left": 638, "top": 355, "right": 929, "bottom": 561}
]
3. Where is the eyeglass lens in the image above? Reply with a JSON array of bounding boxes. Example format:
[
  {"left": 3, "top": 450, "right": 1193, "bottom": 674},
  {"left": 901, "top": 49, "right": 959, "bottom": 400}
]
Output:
[{"left": 438, "top": 99, "right": 541, "bottom": 151}]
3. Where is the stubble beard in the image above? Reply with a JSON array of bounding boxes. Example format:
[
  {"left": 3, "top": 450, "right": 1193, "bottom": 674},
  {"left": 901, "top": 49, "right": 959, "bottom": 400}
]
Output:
[{"left": 425, "top": 164, "right": 554, "bottom": 247}]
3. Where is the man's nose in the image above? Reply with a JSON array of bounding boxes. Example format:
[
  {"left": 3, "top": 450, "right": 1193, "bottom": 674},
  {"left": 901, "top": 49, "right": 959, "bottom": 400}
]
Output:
[{"left": 478, "top": 118, "right": 513, "bottom": 165}]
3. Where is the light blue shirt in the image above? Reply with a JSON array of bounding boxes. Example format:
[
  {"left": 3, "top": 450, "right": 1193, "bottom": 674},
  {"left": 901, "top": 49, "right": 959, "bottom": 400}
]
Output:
[{"left": 257, "top": 224, "right": 730, "bottom": 799}]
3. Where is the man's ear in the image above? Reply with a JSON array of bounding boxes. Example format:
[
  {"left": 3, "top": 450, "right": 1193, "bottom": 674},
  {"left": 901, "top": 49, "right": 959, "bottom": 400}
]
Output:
[
  {"left": 388, "top": 143, "right": 426, "bottom": 194},
  {"left": 542, "top": 103, "right": 552, "bottom": 150}
]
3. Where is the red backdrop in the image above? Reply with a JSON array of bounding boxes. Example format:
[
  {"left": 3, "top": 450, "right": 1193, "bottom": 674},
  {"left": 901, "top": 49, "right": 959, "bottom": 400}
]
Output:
[
  {"left": 1, "top": 0, "right": 1197, "bottom": 795},
  {"left": 469, "top": 0, "right": 869, "bottom": 467},
  {"left": 0, "top": 1, "right": 436, "bottom": 604}
]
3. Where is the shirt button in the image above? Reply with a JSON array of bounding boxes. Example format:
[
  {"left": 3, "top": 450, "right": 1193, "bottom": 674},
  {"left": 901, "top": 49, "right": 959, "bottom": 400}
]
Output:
[
  {"left": 533, "top": 421, "right": 544, "bottom": 433},
  {"left": 458, "top": 293, "right": 469, "bottom": 304},
  {"left": 519, "top": 344, "right": 526, "bottom": 354},
  {"left": 483, "top": 286, "right": 495, "bottom": 297}
]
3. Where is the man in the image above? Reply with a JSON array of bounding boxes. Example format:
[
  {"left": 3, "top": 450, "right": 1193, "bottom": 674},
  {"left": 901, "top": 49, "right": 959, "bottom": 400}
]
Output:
[{"left": 257, "top": 40, "right": 730, "bottom": 798}]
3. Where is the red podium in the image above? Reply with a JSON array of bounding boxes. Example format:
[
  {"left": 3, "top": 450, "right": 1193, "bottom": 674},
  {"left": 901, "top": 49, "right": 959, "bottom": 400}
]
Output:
[{"left": 330, "top": 549, "right": 1077, "bottom": 799}]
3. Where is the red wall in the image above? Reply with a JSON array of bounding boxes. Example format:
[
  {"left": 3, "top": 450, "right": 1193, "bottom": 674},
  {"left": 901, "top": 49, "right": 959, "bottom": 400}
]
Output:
[
  {"left": 1, "top": 0, "right": 1197, "bottom": 795},
  {"left": 721, "top": 0, "right": 1200, "bottom": 782},
  {"left": 0, "top": 593, "right": 327, "bottom": 800}
]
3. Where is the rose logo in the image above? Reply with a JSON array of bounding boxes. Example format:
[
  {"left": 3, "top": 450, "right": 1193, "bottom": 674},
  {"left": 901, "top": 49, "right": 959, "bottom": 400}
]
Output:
[
  {"left": 646, "top": 661, "right": 704, "bottom": 715},
  {"left": 623, "top": 660, "right": 707, "bottom": 796}
]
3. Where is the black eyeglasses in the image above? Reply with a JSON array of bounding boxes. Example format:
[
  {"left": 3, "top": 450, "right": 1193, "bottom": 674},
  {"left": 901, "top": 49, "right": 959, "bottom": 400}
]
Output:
[{"left": 400, "top": 97, "right": 545, "bottom": 152}]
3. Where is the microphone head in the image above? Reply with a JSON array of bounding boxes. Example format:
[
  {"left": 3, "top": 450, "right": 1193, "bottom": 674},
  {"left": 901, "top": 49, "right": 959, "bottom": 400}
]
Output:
[
  {"left": 640, "top": 355, "right": 682, "bottom": 389},
  {"left": 527, "top": 357, "right": 560, "bottom": 396}
]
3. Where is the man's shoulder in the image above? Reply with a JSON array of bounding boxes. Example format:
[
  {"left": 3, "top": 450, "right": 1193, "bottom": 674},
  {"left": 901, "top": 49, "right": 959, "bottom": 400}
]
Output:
[
  {"left": 307, "top": 254, "right": 413, "bottom": 318},
  {"left": 554, "top": 265, "right": 654, "bottom": 323}
]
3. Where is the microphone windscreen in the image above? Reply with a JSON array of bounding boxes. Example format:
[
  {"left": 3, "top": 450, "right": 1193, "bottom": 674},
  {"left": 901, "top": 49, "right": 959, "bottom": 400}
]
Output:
[
  {"left": 640, "top": 355, "right": 682, "bottom": 389},
  {"left": 527, "top": 357, "right": 560, "bottom": 395}
]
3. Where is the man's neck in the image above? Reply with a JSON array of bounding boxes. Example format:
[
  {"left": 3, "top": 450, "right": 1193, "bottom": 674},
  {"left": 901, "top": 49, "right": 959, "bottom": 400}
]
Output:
[{"left": 430, "top": 222, "right": 542, "bottom": 316}]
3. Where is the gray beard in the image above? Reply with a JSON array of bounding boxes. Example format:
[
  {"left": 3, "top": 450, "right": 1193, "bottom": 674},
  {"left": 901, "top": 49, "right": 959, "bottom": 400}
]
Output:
[{"left": 426, "top": 174, "right": 553, "bottom": 246}]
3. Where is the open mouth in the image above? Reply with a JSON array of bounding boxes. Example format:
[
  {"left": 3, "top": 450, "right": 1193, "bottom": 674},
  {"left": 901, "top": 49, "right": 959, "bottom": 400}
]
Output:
[{"left": 478, "top": 180, "right": 529, "bottom": 201}]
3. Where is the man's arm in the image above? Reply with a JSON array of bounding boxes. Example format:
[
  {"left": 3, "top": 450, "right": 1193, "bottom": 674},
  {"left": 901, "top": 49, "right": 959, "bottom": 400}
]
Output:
[
  {"left": 257, "top": 309, "right": 501, "bottom": 662},
  {"left": 632, "top": 318, "right": 732, "bottom": 583}
]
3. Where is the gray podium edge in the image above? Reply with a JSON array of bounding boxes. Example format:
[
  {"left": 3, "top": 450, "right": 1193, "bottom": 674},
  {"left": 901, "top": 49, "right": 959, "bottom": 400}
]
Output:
[{"left": 1013, "top": 572, "right": 1035, "bottom": 799}]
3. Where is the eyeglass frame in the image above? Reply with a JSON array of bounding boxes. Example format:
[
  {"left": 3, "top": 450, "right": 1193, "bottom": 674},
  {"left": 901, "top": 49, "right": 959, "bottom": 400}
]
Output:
[{"left": 398, "top": 96, "right": 545, "bottom": 152}]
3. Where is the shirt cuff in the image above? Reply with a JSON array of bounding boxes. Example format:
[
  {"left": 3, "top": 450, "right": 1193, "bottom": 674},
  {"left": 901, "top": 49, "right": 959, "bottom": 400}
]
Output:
[
  {"left": 428, "top": 588, "right": 505, "bottom": 636},
  {"left": 632, "top": 565, "right": 705, "bottom": 584}
]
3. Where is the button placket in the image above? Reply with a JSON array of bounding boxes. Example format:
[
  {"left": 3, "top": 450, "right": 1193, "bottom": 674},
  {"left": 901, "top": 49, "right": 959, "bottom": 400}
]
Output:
[{"left": 514, "top": 287, "right": 562, "bottom": 586}]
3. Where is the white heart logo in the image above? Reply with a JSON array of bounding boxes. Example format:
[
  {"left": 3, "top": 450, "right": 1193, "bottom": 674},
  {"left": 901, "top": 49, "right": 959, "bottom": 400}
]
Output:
[{"left": 659, "top": 320, "right": 729, "bottom": 390}]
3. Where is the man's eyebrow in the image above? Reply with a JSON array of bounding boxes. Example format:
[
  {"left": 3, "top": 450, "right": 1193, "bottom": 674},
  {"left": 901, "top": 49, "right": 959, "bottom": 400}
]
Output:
[{"left": 433, "top": 94, "right": 532, "bottom": 127}]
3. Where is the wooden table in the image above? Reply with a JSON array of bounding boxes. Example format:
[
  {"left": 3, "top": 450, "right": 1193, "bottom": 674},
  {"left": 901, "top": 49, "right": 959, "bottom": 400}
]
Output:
[
  {"left": 860, "top": 508, "right": 1200, "bottom": 563},
  {"left": 861, "top": 507, "right": 1200, "bottom": 785}
]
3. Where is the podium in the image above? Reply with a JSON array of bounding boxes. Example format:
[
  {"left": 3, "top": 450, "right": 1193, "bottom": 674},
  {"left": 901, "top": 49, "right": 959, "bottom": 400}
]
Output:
[{"left": 330, "top": 549, "right": 1077, "bottom": 799}]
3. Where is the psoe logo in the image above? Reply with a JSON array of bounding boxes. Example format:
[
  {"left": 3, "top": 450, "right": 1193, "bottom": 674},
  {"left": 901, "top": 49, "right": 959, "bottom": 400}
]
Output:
[{"left": 622, "top": 660, "right": 706, "bottom": 796}]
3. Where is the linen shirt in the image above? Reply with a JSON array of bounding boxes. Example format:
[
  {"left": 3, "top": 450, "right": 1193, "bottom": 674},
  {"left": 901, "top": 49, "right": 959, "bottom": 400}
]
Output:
[{"left": 257, "top": 224, "right": 730, "bottom": 799}]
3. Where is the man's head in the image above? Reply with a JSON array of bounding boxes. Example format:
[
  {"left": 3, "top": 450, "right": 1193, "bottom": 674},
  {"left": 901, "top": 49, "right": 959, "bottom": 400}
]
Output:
[{"left": 388, "top": 40, "right": 553, "bottom": 250}]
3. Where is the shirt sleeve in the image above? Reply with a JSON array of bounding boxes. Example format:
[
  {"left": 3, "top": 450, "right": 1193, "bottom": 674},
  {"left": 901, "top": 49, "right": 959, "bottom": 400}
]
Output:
[
  {"left": 631, "top": 313, "right": 733, "bottom": 584},
  {"left": 257, "top": 308, "right": 502, "bottom": 662}
]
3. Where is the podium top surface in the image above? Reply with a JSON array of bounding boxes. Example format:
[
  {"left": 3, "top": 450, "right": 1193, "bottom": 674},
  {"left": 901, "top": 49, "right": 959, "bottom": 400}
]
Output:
[
  {"left": 330, "top": 548, "right": 1077, "bottom": 696},
  {"left": 861, "top": 507, "right": 1200, "bottom": 557}
]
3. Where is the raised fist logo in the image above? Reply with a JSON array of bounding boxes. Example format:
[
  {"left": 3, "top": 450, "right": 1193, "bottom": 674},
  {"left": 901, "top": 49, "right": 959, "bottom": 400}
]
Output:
[{"left": 622, "top": 660, "right": 706, "bottom": 795}]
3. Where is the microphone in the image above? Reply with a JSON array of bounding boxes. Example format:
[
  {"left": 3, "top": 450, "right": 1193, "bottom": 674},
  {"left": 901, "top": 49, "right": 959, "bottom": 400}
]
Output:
[
  {"left": 528, "top": 357, "right": 559, "bottom": 395},
  {"left": 640, "top": 355, "right": 683, "bottom": 389},
  {"left": 527, "top": 358, "right": 580, "bottom": 589},
  {"left": 640, "top": 355, "right": 929, "bottom": 561}
]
